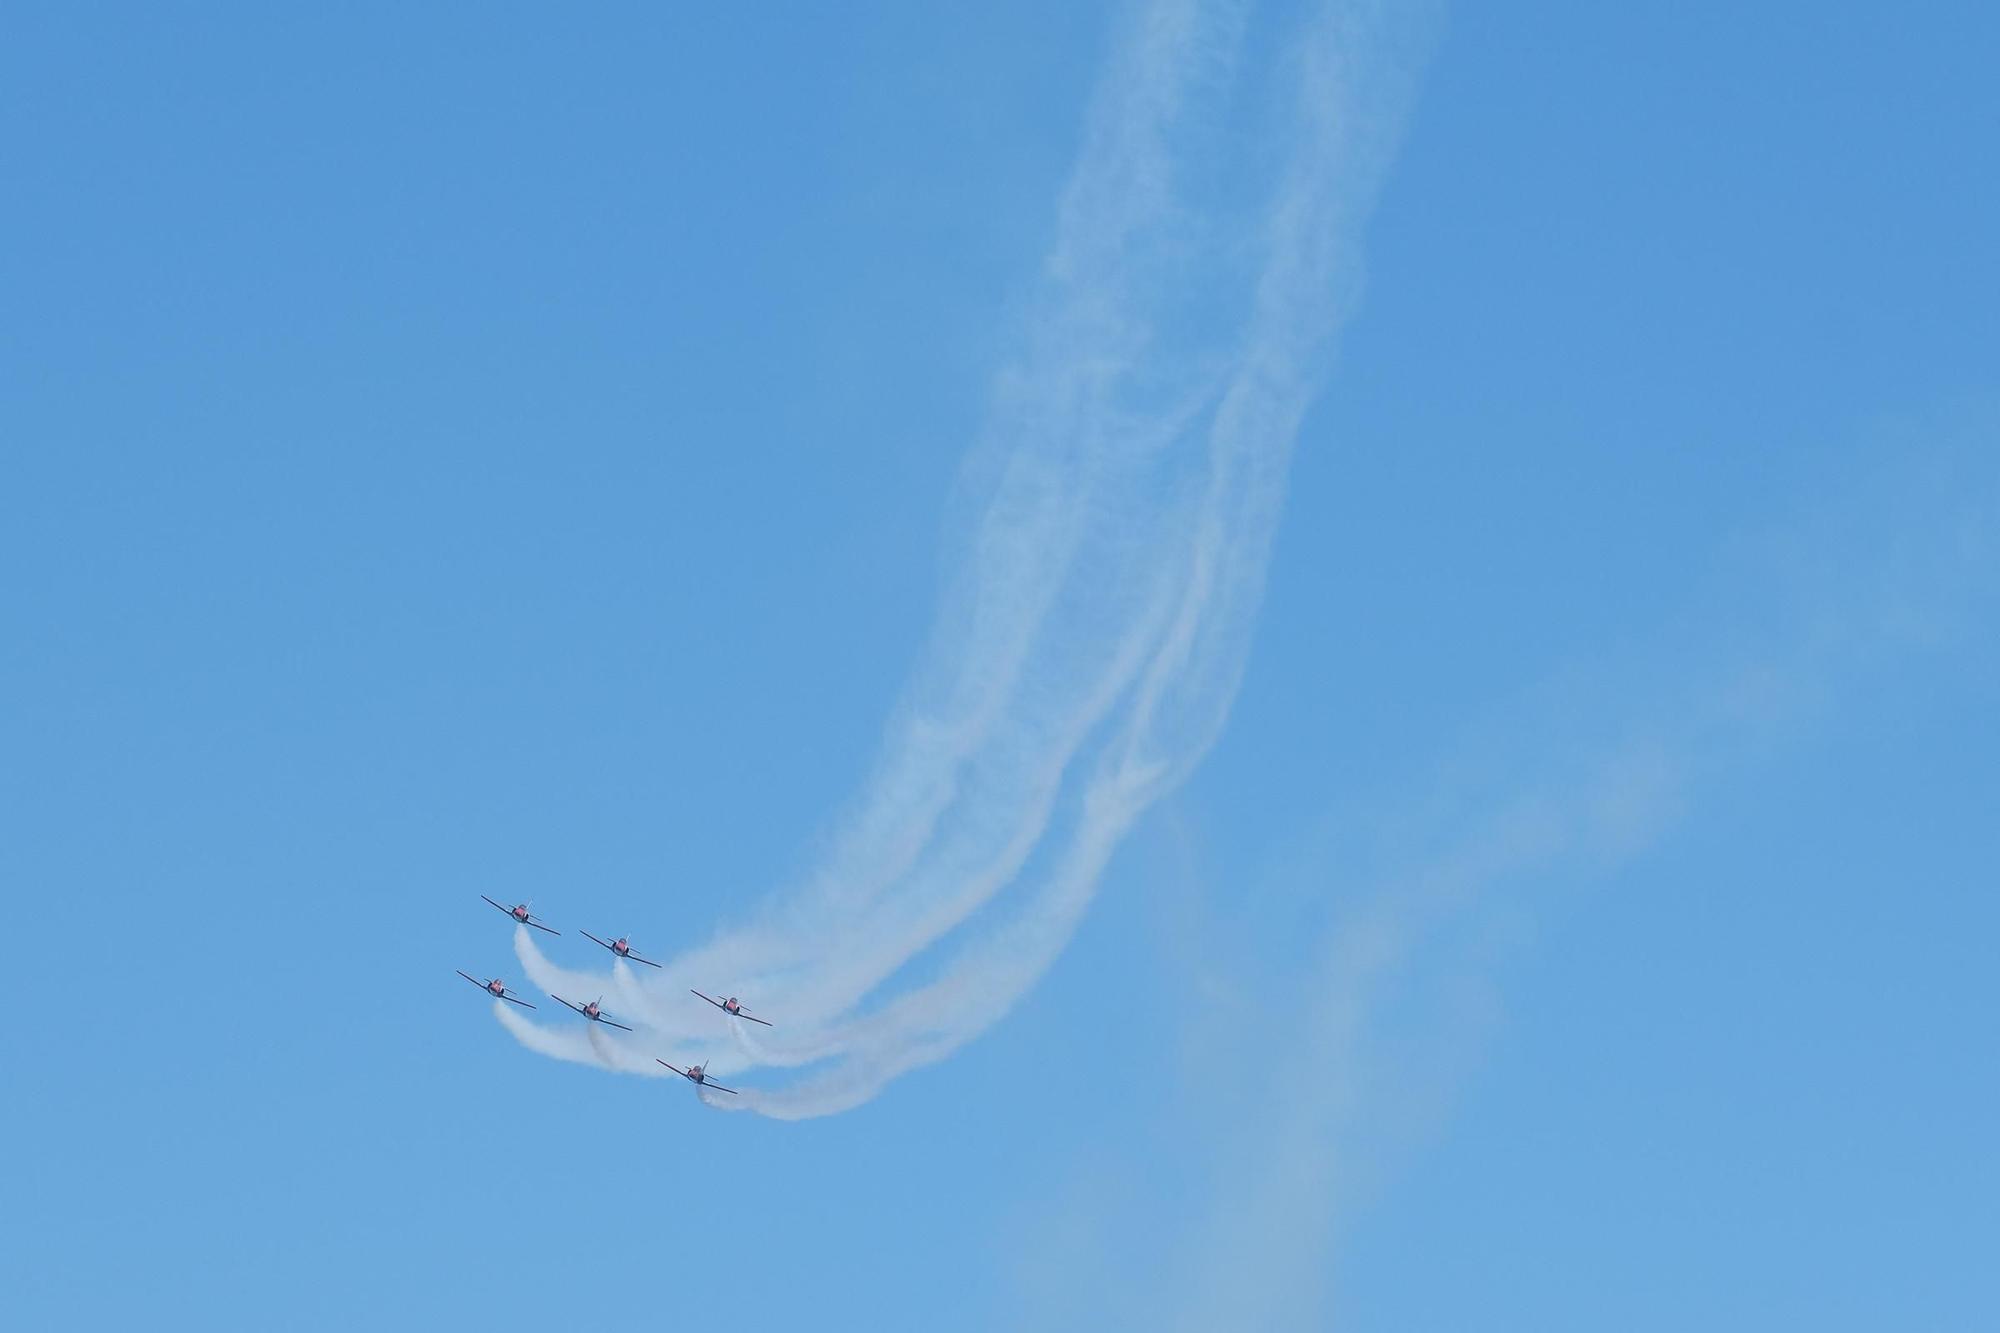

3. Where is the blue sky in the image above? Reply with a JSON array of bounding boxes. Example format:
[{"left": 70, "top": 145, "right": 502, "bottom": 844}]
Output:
[{"left": 4, "top": 2, "right": 1995, "bottom": 1329}]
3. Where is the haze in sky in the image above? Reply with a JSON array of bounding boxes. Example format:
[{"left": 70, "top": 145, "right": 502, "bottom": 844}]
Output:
[{"left": 5, "top": 3, "right": 1995, "bottom": 1330}]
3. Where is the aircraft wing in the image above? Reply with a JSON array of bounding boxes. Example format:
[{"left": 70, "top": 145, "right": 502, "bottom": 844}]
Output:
[
  {"left": 551, "top": 995, "right": 587, "bottom": 1016},
  {"left": 692, "top": 989, "right": 724, "bottom": 1011},
  {"left": 598, "top": 1016, "right": 634, "bottom": 1032},
  {"left": 580, "top": 930, "right": 614, "bottom": 953},
  {"left": 626, "top": 951, "right": 662, "bottom": 969},
  {"left": 499, "top": 992, "right": 536, "bottom": 1009},
  {"left": 657, "top": 1059, "right": 688, "bottom": 1078},
  {"left": 737, "top": 1012, "right": 772, "bottom": 1027},
  {"left": 525, "top": 918, "right": 559, "bottom": 936},
  {"left": 457, "top": 970, "right": 486, "bottom": 989},
  {"left": 701, "top": 1079, "right": 739, "bottom": 1095}
]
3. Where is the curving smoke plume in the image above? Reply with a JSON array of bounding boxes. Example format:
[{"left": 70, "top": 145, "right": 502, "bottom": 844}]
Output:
[{"left": 500, "top": 0, "right": 1427, "bottom": 1117}]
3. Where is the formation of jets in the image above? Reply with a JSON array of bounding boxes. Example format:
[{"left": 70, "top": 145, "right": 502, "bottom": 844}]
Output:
[{"left": 458, "top": 897, "right": 772, "bottom": 1098}]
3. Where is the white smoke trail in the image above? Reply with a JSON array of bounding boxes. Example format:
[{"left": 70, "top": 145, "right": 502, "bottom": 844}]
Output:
[{"left": 500, "top": 0, "right": 1429, "bottom": 1116}]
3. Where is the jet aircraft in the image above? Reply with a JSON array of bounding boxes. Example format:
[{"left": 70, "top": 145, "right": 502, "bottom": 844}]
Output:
[
  {"left": 457, "top": 970, "right": 537, "bottom": 1008},
  {"left": 551, "top": 995, "right": 633, "bottom": 1032},
  {"left": 481, "top": 896, "right": 559, "bottom": 935},
  {"left": 691, "top": 990, "right": 772, "bottom": 1026},
  {"left": 581, "top": 931, "right": 662, "bottom": 968},
  {"left": 657, "top": 1057, "right": 737, "bottom": 1095}
]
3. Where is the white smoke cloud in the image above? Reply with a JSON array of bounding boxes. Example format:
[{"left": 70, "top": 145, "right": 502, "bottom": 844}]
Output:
[{"left": 499, "top": 0, "right": 1430, "bottom": 1116}]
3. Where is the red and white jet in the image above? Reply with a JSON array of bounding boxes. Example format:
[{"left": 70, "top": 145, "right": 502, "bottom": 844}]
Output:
[
  {"left": 550, "top": 995, "right": 633, "bottom": 1032},
  {"left": 457, "top": 970, "right": 537, "bottom": 1008},
  {"left": 580, "top": 930, "right": 662, "bottom": 969},
  {"left": 481, "top": 896, "right": 560, "bottom": 935},
  {"left": 657, "top": 1057, "right": 737, "bottom": 1095},
  {"left": 691, "top": 990, "right": 772, "bottom": 1027}
]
